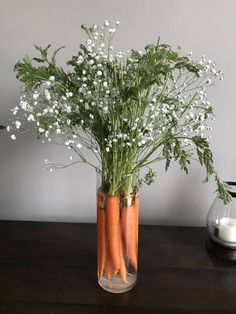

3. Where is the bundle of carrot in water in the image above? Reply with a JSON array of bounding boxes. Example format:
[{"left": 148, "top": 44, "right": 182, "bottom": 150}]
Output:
[{"left": 97, "top": 190, "right": 139, "bottom": 283}]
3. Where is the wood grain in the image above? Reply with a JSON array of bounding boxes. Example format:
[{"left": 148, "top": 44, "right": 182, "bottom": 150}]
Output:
[{"left": 0, "top": 221, "right": 235, "bottom": 313}]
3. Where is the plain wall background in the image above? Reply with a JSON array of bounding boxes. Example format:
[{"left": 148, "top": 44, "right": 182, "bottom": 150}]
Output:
[{"left": 0, "top": 0, "right": 235, "bottom": 226}]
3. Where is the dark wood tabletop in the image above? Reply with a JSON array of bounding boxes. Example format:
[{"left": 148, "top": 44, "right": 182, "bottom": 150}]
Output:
[{"left": 0, "top": 221, "right": 236, "bottom": 313}]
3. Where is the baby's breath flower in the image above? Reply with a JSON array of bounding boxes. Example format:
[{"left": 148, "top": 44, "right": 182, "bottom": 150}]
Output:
[
  {"left": 15, "top": 121, "right": 21, "bottom": 129},
  {"left": 8, "top": 21, "right": 229, "bottom": 203}
]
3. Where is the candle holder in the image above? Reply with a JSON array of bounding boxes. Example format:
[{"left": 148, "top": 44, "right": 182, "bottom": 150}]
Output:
[{"left": 206, "top": 182, "right": 236, "bottom": 260}]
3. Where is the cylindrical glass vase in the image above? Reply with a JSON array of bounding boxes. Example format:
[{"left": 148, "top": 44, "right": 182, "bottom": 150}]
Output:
[{"left": 96, "top": 173, "right": 139, "bottom": 293}]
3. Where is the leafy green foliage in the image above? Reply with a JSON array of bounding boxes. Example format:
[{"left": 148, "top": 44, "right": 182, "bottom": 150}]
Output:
[{"left": 11, "top": 22, "right": 231, "bottom": 203}]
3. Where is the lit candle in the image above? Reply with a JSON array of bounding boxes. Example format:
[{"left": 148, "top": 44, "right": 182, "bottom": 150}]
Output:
[{"left": 219, "top": 218, "right": 236, "bottom": 242}]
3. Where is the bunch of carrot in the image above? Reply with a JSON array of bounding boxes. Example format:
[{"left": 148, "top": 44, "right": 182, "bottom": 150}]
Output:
[{"left": 97, "top": 189, "right": 139, "bottom": 283}]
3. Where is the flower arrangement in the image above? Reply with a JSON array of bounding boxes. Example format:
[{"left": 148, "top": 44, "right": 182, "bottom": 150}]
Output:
[
  {"left": 7, "top": 20, "right": 231, "bottom": 292},
  {"left": 8, "top": 20, "right": 230, "bottom": 202}
]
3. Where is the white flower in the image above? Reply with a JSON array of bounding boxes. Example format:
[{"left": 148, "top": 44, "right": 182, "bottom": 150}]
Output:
[
  {"left": 65, "top": 104, "right": 71, "bottom": 113},
  {"left": 45, "top": 90, "right": 51, "bottom": 100},
  {"left": 6, "top": 126, "right": 11, "bottom": 132},
  {"left": 27, "top": 114, "right": 35, "bottom": 122},
  {"left": 103, "top": 81, "right": 108, "bottom": 88},
  {"left": 76, "top": 143, "right": 82, "bottom": 149},
  {"left": 39, "top": 128, "right": 45, "bottom": 133},
  {"left": 15, "top": 121, "right": 21, "bottom": 129},
  {"left": 116, "top": 21, "right": 120, "bottom": 25},
  {"left": 103, "top": 106, "right": 108, "bottom": 113},
  {"left": 11, "top": 134, "right": 16, "bottom": 140},
  {"left": 109, "top": 28, "right": 116, "bottom": 33},
  {"left": 20, "top": 101, "right": 28, "bottom": 111},
  {"left": 97, "top": 70, "right": 102, "bottom": 76},
  {"left": 66, "top": 91, "right": 73, "bottom": 98},
  {"left": 106, "top": 147, "right": 110, "bottom": 152},
  {"left": 104, "top": 20, "right": 110, "bottom": 26},
  {"left": 33, "top": 92, "right": 39, "bottom": 100},
  {"left": 87, "top": 39, "right": 92, "bottom": 45},
  {"left": 12, "top": 106, "right": 19, "bottom": 115},
  {"left": 49, "top": 76, "right": 55, "bottom": 81},
  {"left": 56, "top": 129, "right": 61, "bottom": 134},
  {"left": 89, "top": 114, "right": 94, "bottom": 119},
  {"left": 69, "top": 156, "right": 73, "bottom": 161}
]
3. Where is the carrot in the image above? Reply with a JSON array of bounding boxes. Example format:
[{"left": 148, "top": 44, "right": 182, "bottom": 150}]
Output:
[
  {"left": 106, "top": 195, "right": 120, "bottom": 270},
  {"left": 133, "top": 196, "right": 139, "bottom": 257},
  {"left": 97, "top": 189, "right": 105, "bottom": 209},
  {"left": 112, "top": 268, "right": 119, "bottom": 276},
  {"left": 97, "top": 191, "right": 106, "bottom": 280},
  {"left": 104, "top": 236, "right": 113, "bottom": 279},
  {"left": 119, "top": 221, "right": 127, "bottom": 283},
  {"left": 122, "top": 196, "right": 137, "bottom": 271}
]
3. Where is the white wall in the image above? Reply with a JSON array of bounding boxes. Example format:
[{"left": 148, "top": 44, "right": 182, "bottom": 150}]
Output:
[{"left": 0, "top": 0, "right": 235, "bottom": 226}]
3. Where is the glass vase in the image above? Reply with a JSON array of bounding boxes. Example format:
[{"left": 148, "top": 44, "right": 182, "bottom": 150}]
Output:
[
  {"left": 96, "top": 172, "right": 139, "bottom": 293},
  {"left": 207, "top": 181, "right": 236, "bottom": 249}
]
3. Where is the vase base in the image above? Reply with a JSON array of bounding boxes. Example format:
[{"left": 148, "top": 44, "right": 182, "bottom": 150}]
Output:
[{"left": 98, "top": 273, "right": 137, "bottom": 294}]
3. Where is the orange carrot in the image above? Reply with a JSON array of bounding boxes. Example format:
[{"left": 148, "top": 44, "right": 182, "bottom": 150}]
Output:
[
  {"left": 97, "top": 191, "right": 106, "bottom": 280},
  {"left": 112, "top": 268, "right": 119, "bottom": 276},
  {"left": 133, "top": 196, "right": 139, "bottom": 257},
  {"left": 119, "top": 221, "right": 127, "bottom": 283},
  {"left": 106, "top": 195, "right": 121, "bottom": 270},
  {"left": 104, "top": 236, "right": 113, "bottom": 279},
  {"left": 122, "top": 197, "right": 137, "bottom": 271}
]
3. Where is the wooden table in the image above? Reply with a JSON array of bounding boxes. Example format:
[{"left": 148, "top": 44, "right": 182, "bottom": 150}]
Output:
[{"left": 0, "top": 221, "right": 236, "bottom": 313}]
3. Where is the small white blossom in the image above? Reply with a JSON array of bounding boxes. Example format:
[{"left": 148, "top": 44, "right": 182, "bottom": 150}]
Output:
[
  {"left": 97, "top": 70, "right": 102, "bottom": 76},
  {"left": 66, "top": 92, "right": 73, "bottom": 98},
  {"left": 103, "top": 106, "right": 108, "bottom": 113},
  {"left": 45, "top": 90, "right": 51, "bottom": 100},
  {"left": 12, "top": 106, "right": 19, "bottom": 115},
  {"left": 27, "top": 114, "right": 35, "bottom": 122},
  {"left": 76, "top": 143, "right": 82, "bottom": 149},
  {"left": 11, "top": 134, "right": 16, "bottom": 140},
  {"left": 15, "top": 121, "right": 21, "bottom": 129}
]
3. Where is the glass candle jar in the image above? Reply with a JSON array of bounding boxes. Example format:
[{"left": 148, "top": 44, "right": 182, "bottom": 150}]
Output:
[{"left": 207, "top": 182, "right": 236, "bottom": 250}]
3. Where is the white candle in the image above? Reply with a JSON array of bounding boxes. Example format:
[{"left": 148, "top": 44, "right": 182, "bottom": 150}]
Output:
[{"left": 219, "top": 217, "right": 236, "bottom": 242}]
